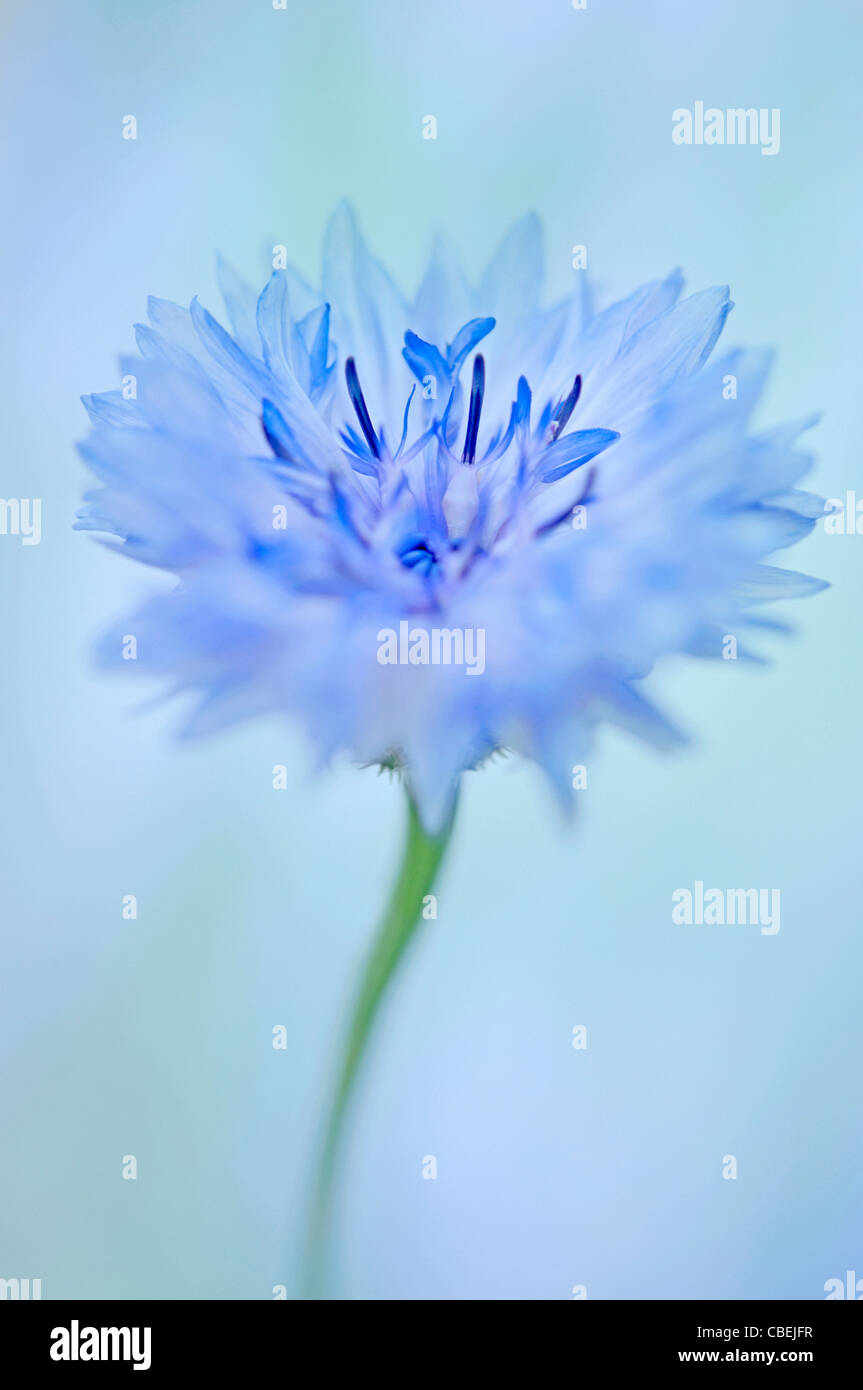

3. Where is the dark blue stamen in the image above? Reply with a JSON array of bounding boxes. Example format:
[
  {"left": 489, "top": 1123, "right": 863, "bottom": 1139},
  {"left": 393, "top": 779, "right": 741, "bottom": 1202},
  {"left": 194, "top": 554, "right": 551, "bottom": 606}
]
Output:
[
  {"left": 462, "top": 354, "right": 485, "bottom": 463},
  {"left": 345, "top": 356, "right": 380, "bottom": 459},
  {"left": 551, "top": 373, "right": 582, "bottom": 439}
]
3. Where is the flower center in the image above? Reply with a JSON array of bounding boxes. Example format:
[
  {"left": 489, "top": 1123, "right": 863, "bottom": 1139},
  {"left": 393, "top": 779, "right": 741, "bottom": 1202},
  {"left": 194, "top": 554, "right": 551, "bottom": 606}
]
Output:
[{"left": 399, "top": 538, "right": 438, "bottom": 576}]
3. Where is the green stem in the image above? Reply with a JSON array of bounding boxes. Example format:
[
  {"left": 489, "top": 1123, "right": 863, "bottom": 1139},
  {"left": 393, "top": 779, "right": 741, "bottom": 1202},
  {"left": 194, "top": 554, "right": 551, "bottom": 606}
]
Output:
[{"left": 303, "top": 785, "right": 458, "bottom": 1298}]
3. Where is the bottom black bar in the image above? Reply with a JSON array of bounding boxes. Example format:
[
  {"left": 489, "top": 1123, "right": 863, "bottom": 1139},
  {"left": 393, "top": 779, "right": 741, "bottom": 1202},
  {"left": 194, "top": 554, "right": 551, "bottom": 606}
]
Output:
[{"left": 1, "top": 1299, "right": 859, "bottom": 1374}]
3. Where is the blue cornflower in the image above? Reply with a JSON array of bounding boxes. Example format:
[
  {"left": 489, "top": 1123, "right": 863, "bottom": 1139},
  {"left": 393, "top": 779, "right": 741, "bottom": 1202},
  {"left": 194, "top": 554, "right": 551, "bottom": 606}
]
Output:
[
  {"left": 78, "top": 205, "right": 827, "bottom": 1294},
  {"left": 77, "top": 205, "right": 825, "bottom": 832}
]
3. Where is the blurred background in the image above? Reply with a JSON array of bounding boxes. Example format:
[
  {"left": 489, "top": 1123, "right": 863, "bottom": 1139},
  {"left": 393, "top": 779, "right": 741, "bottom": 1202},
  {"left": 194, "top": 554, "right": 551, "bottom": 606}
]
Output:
[{"left": 1, "top": 0, "right": 861, "bottom": 1299}]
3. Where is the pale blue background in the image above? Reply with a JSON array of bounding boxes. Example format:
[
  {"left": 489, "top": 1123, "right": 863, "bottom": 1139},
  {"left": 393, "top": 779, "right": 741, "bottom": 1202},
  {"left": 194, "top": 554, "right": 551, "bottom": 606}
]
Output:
[{"left": 1, "top": 0, "right": 861, "bottom": 1299}]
